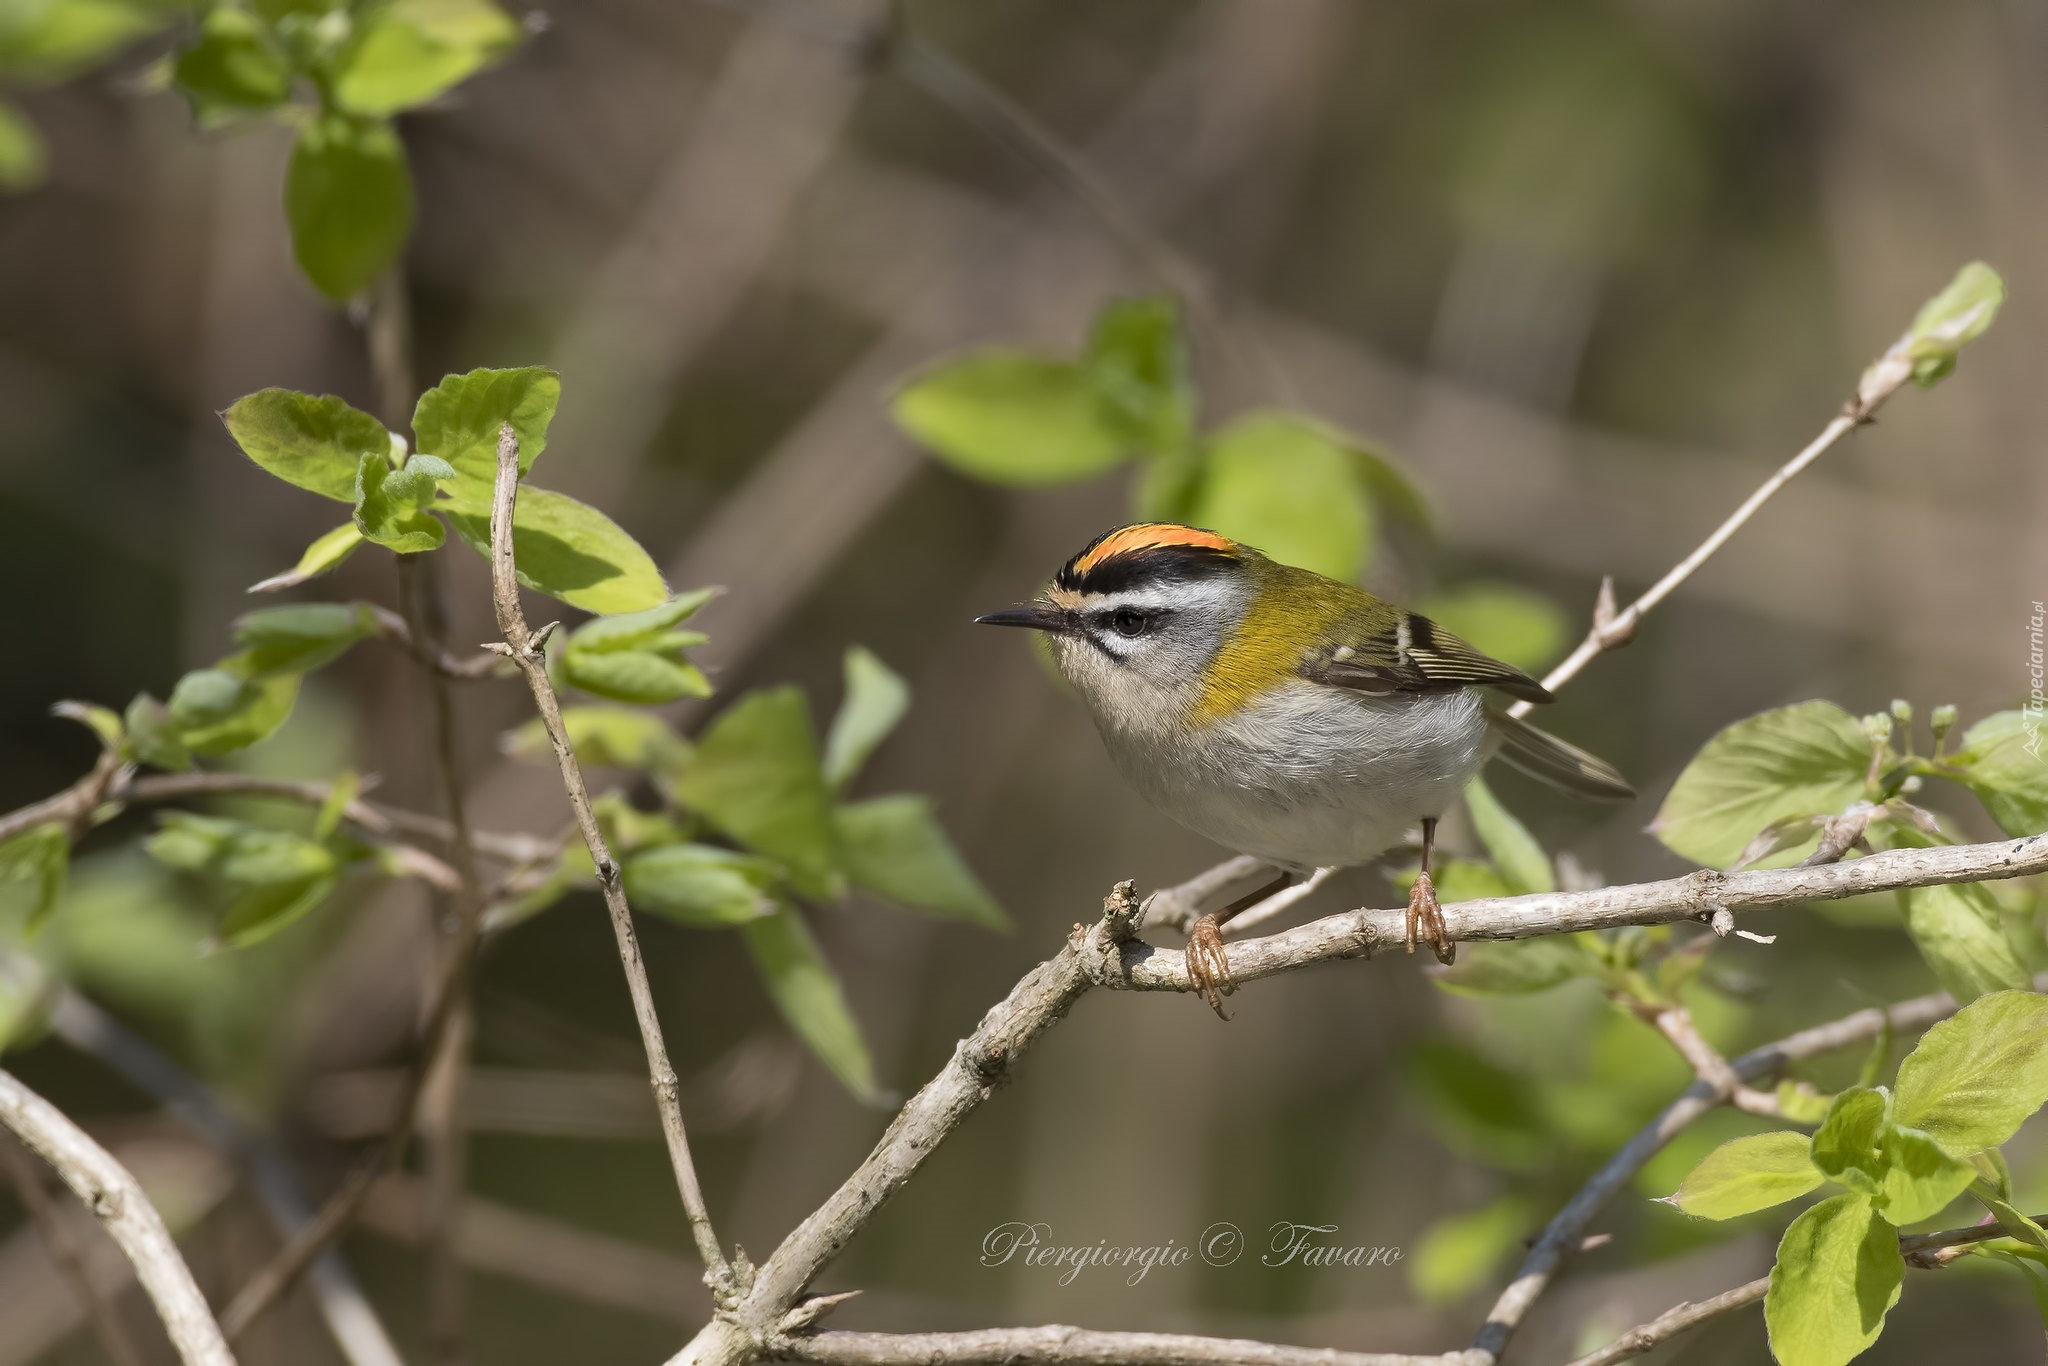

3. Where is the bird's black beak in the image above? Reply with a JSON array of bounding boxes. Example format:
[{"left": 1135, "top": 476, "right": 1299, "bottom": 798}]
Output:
[{"left": 974, "top": 604, "right": 1070, "bottom": 633}]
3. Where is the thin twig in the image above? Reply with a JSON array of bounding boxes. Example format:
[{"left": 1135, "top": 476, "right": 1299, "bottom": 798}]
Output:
[
  {"left": 367, "top": 604, "right": 508, "bottom": 681},
  {"left": 48, "top": 993, "right": 405, "bottom": 1366},
  {"left": 0, "top": 1130, "right": 148, "bottom": 1366},
  {"left": 1471, "top": 985, "right": 1988, "bottom": 1362},
  {"left": 771, "top": 1326, "right": 1460, "bottom": 1366},
  {"left": 1636, "top": 1002, "right": 1782, "bottom": 1117},
  {"left": 0, "top": 1068, "right": 234, "bottom": 1366},
  {"left": 483, "top": 421, "right": 731, "bottom": 1293}
]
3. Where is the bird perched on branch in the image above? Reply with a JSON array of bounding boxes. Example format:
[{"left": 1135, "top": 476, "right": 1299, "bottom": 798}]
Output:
[{"left": 977, "top": 522, "right": 1632, "bottom": 1017}]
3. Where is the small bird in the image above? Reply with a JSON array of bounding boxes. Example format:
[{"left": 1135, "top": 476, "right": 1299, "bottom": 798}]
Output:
[{"left": 977, "top": 522, "right": 1632, "bottom": 1016}]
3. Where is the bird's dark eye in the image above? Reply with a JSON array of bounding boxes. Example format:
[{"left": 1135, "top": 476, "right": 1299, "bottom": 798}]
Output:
[{"left": 1111, "top": 609, "right": 1148, "bottom": 637}]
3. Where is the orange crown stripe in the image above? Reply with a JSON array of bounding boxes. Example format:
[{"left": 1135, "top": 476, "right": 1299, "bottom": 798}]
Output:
[{"left": 1071, "top": 524, "right": 1236, "bottom": 575}]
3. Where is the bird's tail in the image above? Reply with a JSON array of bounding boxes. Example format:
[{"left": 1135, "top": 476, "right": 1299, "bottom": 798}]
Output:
[{"left": 1484, "top": 708, "right": 1635, "bottom": 801}]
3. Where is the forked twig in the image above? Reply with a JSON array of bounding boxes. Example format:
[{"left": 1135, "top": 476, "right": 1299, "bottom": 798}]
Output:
[{"left": 482, "top": 423, "right": 731, "bottom": 1293}]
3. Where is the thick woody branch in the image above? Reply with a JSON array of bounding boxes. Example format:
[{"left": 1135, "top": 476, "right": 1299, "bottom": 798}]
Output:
[
  {"left": 483, "top": 422, "right": 730, "bottom": 1290},
  {"left": 0, "top": 1068, "right": 235, "bottom": 1366},
  {"left": 770, "top": 1326, "right": 1471, "bottom": 1366}
]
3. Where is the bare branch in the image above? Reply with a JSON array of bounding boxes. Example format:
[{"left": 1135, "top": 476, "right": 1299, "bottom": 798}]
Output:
[
  {"left": 0, "top": 1131, "right": 148, "bottom": 1366},
  {"left": 769, "top": 1325, "right": 1467, "bottom": 1366},
  {"left": 367, "top": 604, "right": 509, "bottom": 680},
  {"left": 1636, "top": 1002, "right": 1782, "bottom": 1117},
  {"left": 484, "top": 422, "right": 730, "bottom": 1292},
  {"left": 0, "top": 1068, "right": 234, "bottom": 1366},
  {"left": 1564, "top": 1212, "right": 2048, "bottom": 1366}
]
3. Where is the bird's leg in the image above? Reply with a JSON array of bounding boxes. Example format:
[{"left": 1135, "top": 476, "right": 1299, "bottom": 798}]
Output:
[
  {"left": 1406, "top": 816, "right": 1456, "bottom": 965},
  {"left": 1186, "top": 869, "right": 1297, "bottom": 1020}
]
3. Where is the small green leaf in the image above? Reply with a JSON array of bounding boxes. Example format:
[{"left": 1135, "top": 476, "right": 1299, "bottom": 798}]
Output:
[
  {"left": 1951, "top": 711, "right": 2048, "bottom": 837},
  {"left": 169, "top": 655, "right": 300, "bottom": 755},
  {"left": 833, "top": 796, "right": 1007, "bottom": 930},
  {"left": 1430, "top": 936, "right": 1590, "bottom": 996},
  {"left": 1893, "top": 991, "right": 2048, "bottom": 1155},
  {"left": 122, "top": 694, "right": 190, "bottom": 772},
  {"left": 741, "top": 904, "right": 880, "bottom": 1103},
  {"left": 560, "top": 649, "right": 709, "bottom": 705},
  {"left": 232, "top": 601, "right": 379, "bottom": 676},
  {"left": 1901, "top": 261, "right": 2005, "bottom": 387},
  {"left": 1810, "top": 1087, "right": 1888, "bottom": 1196},
  {"left": 1650, "top": 701, "right": 1871, "bottom": 868},
  {"left": 892, "top": 351, "right": 1129, "bottom": 486},
  {"left": 0, "top": 99, "right": 47, "bottom": 191},
  {"left": 1416, "top": 584, "right": 1567, "bottom": 676},
  {"left": 1875, "top": 1124, "right": 1974, "bottom": 1224},
  {"left": 353, "top": 450, "right": 447, "bottom": 552},
  {"left": 52, "top": 700, "right": 122, "bottom": 750},
  {"left": 332, "top": 0, "right": 520, "bottom": 116},
  {"left": 0, "top": 0, "right": 166, "bottom": 81},
  {"left": 1665, "top": 1130, "right": 1823, "bottom": 1220},
  {"left": 1975, "top": 1186, "right": 2048, "bottom": 1251},
  {"left": 252, "top": 522, "right": 366, "bottom": 592},
  {"left": 563, "top": 589, "right": 715, "bottom": 653},
  {"left": 1082, "top": 293, "right": 1192, "bottom": 454},
  {"left": 1464, "top": 775, "right": 1553, "bottom": 895},
  {"left": 673, "top": 688, "right": 841, "bottom": 898},
  {"left": 285, "top": 114, "right": 414, "bottom": 302},
  {"left": 411, "top": 366, "right": 560, "bottom": 488},
  {"left": 624, "top": 844, "right": 778, "bottom": 928},
  {"left": 221, "top": 390, "right": 390, "bottom": 503},
  {"left": 1901, "top": 878, "right": 2030, "bottom": 1002},
  {"left": 1408, "top": 1195, "right": 1533, "bottom": 1304},
  {"left": 0, "top": 824, "right": 68, "bottom": 934},
  {"left": 0, "top": 951, "right": 55, "bottom": 1054},
  {"left": 172, "top": 7, "right": 291, "bottom": 121},
  {"left": 146, "top": 812, "right": 335, "bottom": 885},
  {"left": 217, "top": 874, "right": 338, "bottom": 947},
  {"left": 314, "top": 771, "right": 358, "bottom": 841},
  {"left": 1777, "top": 1082, "right": 1835, "bottom": 1125},
  {"left": 823, "top": 647, "right": 910, "bottom": 791},
  {"left": 1764, "top": 1193, "right": 1902, "bottom": 1366},
  {"left": 1190, "top": 412, "right": 1372, "bottom": 582},
  {"left": 503, "top": 706, "right": 691, "bottom": 784},
  {"left": 442, "top": 483, "right": 668, "bottom": 613}
]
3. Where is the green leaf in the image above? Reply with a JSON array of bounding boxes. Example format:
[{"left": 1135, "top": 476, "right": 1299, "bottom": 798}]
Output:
[
  {"left": 442, "top": 483, "right": 668, "bottom": 613},
  {"left": 1951, "top": 711, "right": 2048, "bottom": 837},
  {"left": 1408, "top": 1195, "right": 1532, "bottom": 1304},
  {"left": 252, "top": 522, "right": 366, "bottom": 592},
  {"left": 217, "top": 874, "right": 338, "bottom": 947},
  {"left": 1901, "top": 879, "right": 2031, "bottom": 1002},
  {"left": 411, "top": 366, "right": 561, "bottom": 489},
  {"left": 1430, "top": 936, "right": 1590, "bottom": 996},
  {"left": 1190, "top": 412, "right": 1372, "bottom": 582},
  {"left": 232, "top": 601, "right": 379, "bottom": 676},
  {"left": 0, "top": 951, "right": 55, "bottom": 1055},
  {"left": 168, "top": 655, "right": 300, "bottom": 755},
  {"left": 314, "top": 771, "right": 358, "bottom": 841},
  {"left": 121, "top": 694, "right": 190, "bottom": 772},
  {"left": 146, "top": 812, "right": 335, "bottom": 885},
  {"left": 503, "top": 706, "right": 690, "bottom": 783},
  {"left": 332, "top": 0, "right": 520, "bottom": 116},
  {"left": 672, "top": 687, "right": 841, "bottom": 898},
  {"left": 559, "top": 649, "right": 709, "bottom": 705},
  {"left": 1464, "top": 775, "right": 1553, "bottom": 895},
  {"left": 1416, "top": 584, "right": 1567, "bottom": 675},
  {"left": 833, "top": 796, "right": 1007, "bottom": 930},
  {"left": 741, "top": 905, "right": 879, "bottom": 1102},
  {"left": 285, "top": 114, "right": 414, "bottom": 302},
  {"left": 623, "top": 844, "right": 778, "bottom": 928},
  {"left": 0, "top": 0, "right": 166, "bottom": 81},
  {"left": 1875, "top": 1124, "right": 1975, "bottom": 1224},
  {"left": 1810, "top": 1087, "right": 1888, "bottom": 1196},
  {"left": 353, "top": 450, "right": 448, "bottom": 552},
  {"left": 0, "top": 824, "right": 67, "bottom": 934},
  {"left": 1893, "top": 991, "right": 2048, "bottom": 1155},
  {"left": 171, "top": 7, "right": 291, "bottom": 121},
  {"left": 1764, "top": 1193, "right": 1902, "bottom": 1366},
  {"left": 1975, "top": 1186, "right": 2048, "bottom": 1251},
  {"left": 0, "top": 99, "right": 47, "bottom": 191},
  {"left": 221, "top": 390, "right": 391, "bottom": 503},
  {"left": 823, "top": 647, "right": 910, "bottom": 791},
  {"left": 563, "top": 589, "right": 715, "bottom": 653},
  {"left": 52, "top": 700, "right": 122, "bottom": 750},
  {"left": 1777, "top": 1082, "right": 1835, "bottom": 1125},
  {"left": 1901, "top": 262, "right": 2005, "bottom": 387},
  {"left": 1649, "top": 701, "right": 1871, "bottom": 868},
  {"left": 1082, "top": 293, "right": 1192, "bottom": 454},
  {"left": 892, "top": 351, "right": 1128, "bottom": 486},
  {"left": 1665, "top": 1130, "right": 1823, "bottom": 1219}
]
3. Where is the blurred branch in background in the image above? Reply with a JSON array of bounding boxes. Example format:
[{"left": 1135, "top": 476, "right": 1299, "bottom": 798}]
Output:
[{"left": 0, "top": 1130, "right": 146, "bottom": 1366}]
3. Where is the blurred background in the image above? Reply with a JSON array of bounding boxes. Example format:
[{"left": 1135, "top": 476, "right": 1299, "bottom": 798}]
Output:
[{"left": 1, "top": 0, "right": 2045, "bottom": 1362}]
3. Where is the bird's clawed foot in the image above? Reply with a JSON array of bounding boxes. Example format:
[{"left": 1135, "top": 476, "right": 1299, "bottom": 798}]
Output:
[
  {"left": 1185, "top": 913, "right": 1234, "bottom": 1020},
  {"left": 1405, "top": 870, "right": 1456, "bottom": 965}
]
